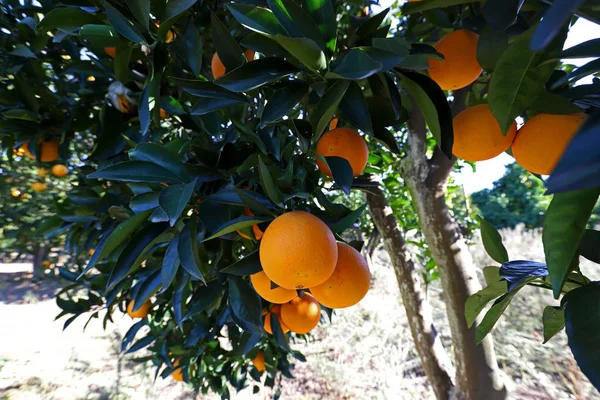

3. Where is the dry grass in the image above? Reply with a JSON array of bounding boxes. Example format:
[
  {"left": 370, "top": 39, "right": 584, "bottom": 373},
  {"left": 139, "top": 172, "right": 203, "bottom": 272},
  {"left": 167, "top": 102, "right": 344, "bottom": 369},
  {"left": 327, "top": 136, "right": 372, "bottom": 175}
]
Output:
[{"left": 0, "top": 226, "right": 598, "bottom": 399}]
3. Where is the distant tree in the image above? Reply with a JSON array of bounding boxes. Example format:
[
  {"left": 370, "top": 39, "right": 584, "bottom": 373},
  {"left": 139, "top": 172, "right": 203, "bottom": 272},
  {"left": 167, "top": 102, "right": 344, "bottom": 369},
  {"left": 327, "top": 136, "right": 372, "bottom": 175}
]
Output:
[{"left": 471, "top": 163, "right": 550, "bottom": 229}]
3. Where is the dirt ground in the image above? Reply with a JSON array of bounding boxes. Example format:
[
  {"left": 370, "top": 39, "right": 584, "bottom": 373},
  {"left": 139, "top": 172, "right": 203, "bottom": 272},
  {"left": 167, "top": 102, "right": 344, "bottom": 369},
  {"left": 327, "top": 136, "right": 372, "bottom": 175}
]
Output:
[{"left": 0, "top": 227, "right": 598, "bottom": 400}]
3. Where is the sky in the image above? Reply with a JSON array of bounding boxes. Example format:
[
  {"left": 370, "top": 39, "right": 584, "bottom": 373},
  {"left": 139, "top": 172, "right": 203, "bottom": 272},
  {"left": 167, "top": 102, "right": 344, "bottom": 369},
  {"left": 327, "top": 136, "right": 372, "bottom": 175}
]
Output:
[{"left": 374, "top": 1, "right": 600, "bottom": 194}]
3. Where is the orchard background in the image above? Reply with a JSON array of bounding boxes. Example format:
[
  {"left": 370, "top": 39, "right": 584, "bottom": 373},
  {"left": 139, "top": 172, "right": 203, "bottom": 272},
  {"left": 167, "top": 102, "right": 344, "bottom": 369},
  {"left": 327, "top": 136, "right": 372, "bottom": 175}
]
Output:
[{"left": 2, "top": 0, "right": 600, "bottom": 399}]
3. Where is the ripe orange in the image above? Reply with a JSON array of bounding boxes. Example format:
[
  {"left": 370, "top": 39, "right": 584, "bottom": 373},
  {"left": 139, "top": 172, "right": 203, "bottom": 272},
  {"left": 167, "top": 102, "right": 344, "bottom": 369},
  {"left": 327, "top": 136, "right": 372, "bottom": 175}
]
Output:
[
  {"left": 126, "top": 299, "right": 152, "bottom": 318},
  {"left": 10, "top": 188, "right": 21, "bottom": 197},
  {"left": 263, "top": 305, "right": 290, "bottom": 334},
  {"left": 428, "top": 30, "right": 482, "bottom": 91},
  {"left": 252, "top": 351, "right": 265, "bottom": 372},
  {"left": 42, "top": 260, "right": 52, "bottom": 268},
  {"left": 310, "top": 243, "right": 371, "bottom": 309},
  {"left": 452, "top": 104, "right": 517, "bottom": 161},
  {"left": 212, "top": 49, "right": 255, "bottom": 79},
  {"left": 31, "top": 182, "right": 47, "bottom": 192},
  {"left": 37, "top": 168, "right": 49, "bottom": 177},
  {"left": 512, "top": 113, "right": 586, "bottom": 175},
  {"left": 104, "top": 47, "right": 117, "bottom": 58},
  {"left": 316, "top": 128, "right": 369, "bottom": 177},
  {"left": 20, "top": 140, "right": 59, "bottom": 161},
  {"left": 280, "top": 292, "right": 321, "bottom": 334},
  {"left": 259, "top": 211, "right": 338, "bottom": 290},
  {"left": 159, "top": 108, "right": 169, "bottom": 119},
  {"left": 52, "top": 164, "right": 68, "bottom": 177},
  {"left": 251, "top": 271, "right": 298, "bottom": 304},
  {"left": 172, "top": 359, "right": 184, "bottom": 382}
]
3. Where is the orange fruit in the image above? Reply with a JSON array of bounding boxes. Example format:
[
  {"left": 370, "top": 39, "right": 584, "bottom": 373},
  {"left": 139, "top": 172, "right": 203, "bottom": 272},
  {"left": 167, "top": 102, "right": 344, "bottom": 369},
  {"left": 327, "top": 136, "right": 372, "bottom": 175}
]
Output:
[
  {"left": 51, "top": 164, "right": 68, "bottom": 177},
  {"left": 329, "top": 117, "right": 338, "bottom": 129},
  {"left": 126, "top": 299, "right": 152, "bottom": 318},
  {"left": 263, "top": 304, "right": 290, "bottom": 334},
  {"left": 20, "top": 140, "right": 59, "bottom": 161},
  {"left": 42, "top": 260, "right": 52, "bottom": 268},
  {"left": 310, "top": 242, "right": 371, "bottom": 309},
  {"left": 10, "top": 188, "right": 21, "bottom": 197},
  {"left": 31, "top": 182, "right": 47, "bottom": 192},
  {"left": 20, "top": 193, "right": 29, "bottom": 200},
  {"left": 212, "top": 49, "right": 255, "bottom": 79},
  {"left": 104, "top": 47, "right": 117, "bottom": 58},
  {"left": 512, "top": 113, "right": 586, "bottom": 175},
  {"left": 259, "top": 211, "right": 338, "bottom": 289},
  {"left": 37, "top": 168, "right": 49, "bottom": 177},
  {"left": 88, "top": 248, "right": 94, "bottom": 257},
  {"left": 428, "top": 30, "right": 482, "bottom": 91},
  {"left": 452, "top": 104, "right": 517, "bottom": 161},
  {"left": 251, "top": 271, "right": 298, "bottom": 304},
  {"left": 159, "top": 108, "right": 169, "bottom": 119},
  {"left": 316, "top": 128, "right": 368, "bottom": 177},
  {"left": 280, "top": 292, "right": 321, "bottom": 334},
  {"left": 171, "top": 359, "right": 184, "bottom": 382},
  {"left": 252, "top": 351, "right": 265, "bottom": 372}
]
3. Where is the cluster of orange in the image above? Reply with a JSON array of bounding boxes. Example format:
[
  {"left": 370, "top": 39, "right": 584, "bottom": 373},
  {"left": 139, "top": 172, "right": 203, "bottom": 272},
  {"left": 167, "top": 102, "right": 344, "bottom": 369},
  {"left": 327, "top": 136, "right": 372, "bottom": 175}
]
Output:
[
  {"left": 429, "top": 29, "right": 586, "bottom": 175},
  {"left": 13, "top": 140, "right": 69, "bottom": 192}
]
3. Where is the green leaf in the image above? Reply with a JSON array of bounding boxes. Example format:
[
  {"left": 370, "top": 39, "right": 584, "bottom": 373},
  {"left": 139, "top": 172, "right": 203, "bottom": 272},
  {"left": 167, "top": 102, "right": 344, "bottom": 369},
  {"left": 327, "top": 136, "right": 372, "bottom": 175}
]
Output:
[
  {"left": 267, "top": 0, "right": 302, "bottom": 37},
  {"left": 133, "top": 271, "right": 162, "bottom": 310},
  {"left": 542, "top": 306, "right": 565, "bottom": 343},
  {"left": 114, "top": 47, "right": 135, "bottom": 83},
  {"left": 127, "top": 0, "right": 150, "bottom": 31},
  {"left": 581, "top": 229, "right": 600, "bottom": 264},
  {"left": 227, "top": 4, "right": 286, "bottom": 36},
  {"left": 215, "top": 58, "right": 298, "bottom": 92},
  {"left": 10, "top": 44, "right": 36, "bottom": 58},
  {"left": 329, "top": 49, "right": 382, "bottom": 80},
  {"left": 372, "top": 37, "right": 410, "bottom": 56},
  {"left": 240, "top": 32, "right": 286, "bottom": 56},
  {"left": 178, "top": 216, "right": 206, "bottom": 283},
  {"left": 476, "top": 25, "right": 508, "bottom": 72},
  {"left": 301, "top": 0, "right": 335, "bottom": 50},
  {"left": 403, "top": 0, "right": 479, "bottom": 14},
  {"left": 330, "top": 204, "right": 367, "bottom": 233},
  {"left": 79, "top": 210, "right": 152, "bottom": 279},
  {"left": 559, "top": 38, "right": 600, "bottom": 60},
  {"left": 170, "top": 78, "right": 247, "bottom": 101},
  {"left": 161, "top": 236, "right": 180, "bottom": 292},
  {"left": 465, "top": 280, "right": 507, "bottom": 328},
  {"left": 356, "top": 8, "right": 389, "bottom": 40},
  {"left": 373, "top": 126, "right": 401, "bottom": 154},
  {"left": 324, "top": 156, "right": 353, "bottom": 194},
  {"left": 164, "top": 0, "right": 199, "bottom": 20},
  {"left": 270, "top": 0, "right": 325, "bottom": 49},
  {"left": 128, "top": 143, "right": 191, "bottom": 182},
  {"left": 483, "top": 266, "right": 501, "bottom": 284},
  {"left": 338, "top": 81, "right": 372, "bottom": 134},
  {"left": 489, "top": 27, "right": 561, "bottom": 135},
  {"left": 229, "top": 277, "right": 263, "bottom": 334},
  {"left": 261, "top": 81, "right": 307, "bottom": 126},
  {"left": 543, "top": 188, "right": 600, "bottom": 298},
  {"left": 211, "top": 13, "right": 246, "bottom": 71},
  {"left": 530, "top": 91, "right": 583, "bottom": 115},
  {"left": 258, "top": 156, "right": 284, "bottom": 205},
  {"left": 273, "top": 35, "right": 326, "bottom": 73},
  {"left": 79, "top": 24, "right": 121, "bottom": 47},
  {"left": 221, "top": 250, "right": 262, "bottom": 276},
  {"left": 204, "top": 217, "right": 271, "bottom": 242},
  {"left": 2, "top": 109, "right": 39, "bottom": 122},
  {"left": 107, "top": 223, "right": 168, "bottom": 289},
  {"left": 270, "top": 312, "right": 292, "bottom": 351},
  {"left": 530, "top": 0, "right": 585, "bottom": 51},
  {"left": 158, "top": 180, "right": 196, "bottom": 226},
  {"left": 311, "top": 80, "right": 350, "bottom": 139},
  {"left": 475, "top": 284, "right": 527, "bottom": 344},
  {"left": 89, "top": 161, "right": 186, "bottom": 184},
  {"left": 478, "top": 216, "right": 509, "bottom": 264},
  {"left": 121, "top": 319, "right": 146, "bottom": 352},
  {"left": 130, "top": 192, "right": 159, "bottom": 213},
  {"left": 191, "top": 97, "right": 247, "bottom": 115},
  {"left": 564, "top": 282, "right": 600, "bottom": 389},
  {"left": 482, "top": 0, "right": 524, "bottom": 31},
  {"left": 36, "top": 7, "right": 101, "bottom": 32},
  {"left": 176, "top": 25, "right": 203, "bottom": 77},
  {"left": 103, "top": 1, "right": 146, "bottom": 44},
  {"left": 551, "top": 58, "right": 600, "bottom": 90}
]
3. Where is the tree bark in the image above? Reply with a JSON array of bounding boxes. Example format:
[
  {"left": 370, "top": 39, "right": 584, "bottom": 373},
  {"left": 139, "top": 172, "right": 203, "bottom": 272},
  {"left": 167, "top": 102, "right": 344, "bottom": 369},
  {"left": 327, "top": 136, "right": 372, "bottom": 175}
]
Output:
[
  {"left": 367, "top": 185, "right": 456, "bottom": 400},
  {"left": 401, "top": 90, "right": 507, "bottom": 400},
  {"left": 32, "top": 243, "right": 47, "bottom": 279}
]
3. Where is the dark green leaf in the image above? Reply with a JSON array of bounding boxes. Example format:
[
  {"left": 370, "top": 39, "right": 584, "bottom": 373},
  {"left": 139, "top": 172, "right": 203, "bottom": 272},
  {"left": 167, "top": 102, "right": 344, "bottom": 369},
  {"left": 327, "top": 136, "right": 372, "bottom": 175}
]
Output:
[
  {"left": 121, "top": 319, "right": 146, "bottom": 352},
  {"left": 559, "top": 38, "right": 600, "bottom": 60},
  {"left": 311, "top": 80, "right": 350, "bottom": 139},
  {"left": 229, "top": 277, "right": 263, "bottom": 334},
  {"left": 221, "top": 250, "right": 262, "bottom": 275},
  {"left": 261, "top": 81, "right": 307, "bottom": 126},
  {"left": 543, "top": 306, "right": 565, "bottom": 343},
  {"left": 270, "top": 0, "right": 325, "bottom": 49},
  {"left": 356, "top": 8, "right": 389, "bottom": 40},
  {"left": 227, "top": 4, "right": 286, "bottom": 36},
  {"left": 178, "top": 216, "right": 206, "bottom": 283},
  {"left": 170, "top": 78, "right": 247, "bottom": 101},
  {"left": 258, "top": 156, "right": 284, "bottom": 205},
  {"left": 79, "top": 24, "right": 121, "bottom": 47},
  {"left": 161, "top": 236, "right": 180, "bottom": 292},
  {"left": 133, "top": 270, "right": 162, "bottom": 310},
  {"left": 177, "top": 25, "right": 203, "bottom": 77},
  {"left": 273, "top": 35, "right": 326, "bottom": 72},
  {"left": 477, "top": 25, "right": 508, "bottom": 72},
  {"left": 89, "top": 161, "right": 185, "bottom": 184},
  {"left": 129, "top": 143, "right": 191, "bottom": 182},
  {"left": 475, "top": 285, "right": 526, "bottom": 344},
  {"left": 338, "top": 81, "right": 372, "bottom": 134},
  {"left": 564, "top": 282, "right": 600, "bottom": 389},
  {"left": 270, "top": 313, "right": 292, "bottom": 351},
  {"left": 164, "top": 0, "right": 199, "bottom": 20},
  {"left": 329, "top": 49, "right": 382, "bottom": 80},
  {"left": 581, "top": 229, "right": 600, "bottom": 264},
  {"left": 103, "top": 1, "right": 146, "bottom": 44},
  {"left": 191, "top": 97, "right": 247, "bottom": 115},
  {"left": 329, "top": 203, "right": 367, "bottom": 233},
  {"left": 551, "top": 58, "right": 600, "bottom": 90},
  {"left": 268, "top": 0, "right": 302, "bottom": 37},
  {"left": 403, "top": 0, "right": 478, "bottom": 14},
  {"left": 107, "top": 223, "right": 168, "bottom": 289},
  {"left": 125, "top": 334, "right": 155, "bottom": 354},
  {"left": 482, "top": 0, "right": 524, "bottom": 30},
  {"left": 530, "top": 91, "right": 583, "bottom": 115},
  {"left": 158, "top": 180, "right": 196, "bottom": 226},
  {"left": 302, "top": 0, "right": 335, "bottom": 51},
  {"left": 211, "top": 13, "right": 246, "bottom": 71},
  {"left": 215, "top": 58, "right": 298, "bottom": 92},
  {"left": 531, "top": 0, "right": 585, "bottom": 51},
  {"left": 372, "top": 37, "right": 410, "bottom": 56},
  {"left": 325, "top": 156, "right": 353, "bottom": 194},
  {"left": 478, "top": 216, "right": 509, "bottom": 264},
  {"left": 36, "top": 7, "right": 101, "bottom": 32},
  {"left": 10, "top": 44, "right": 36, "bottom": 58},
  {"left": 204, "top": 216, "right": 271, "bottom": 241},
  {"left": 130, "top": 192, "right": 159, "bottom": 213},
  {"left": 373, "top": 126, "right": 401, "bottom": 154},
  {"left": 127, "top": 0, "right": 150, "bottom": 31},
  {"left": 543, "top": 188, "right": 600, "bottom": 298},
  {"left": 465, "top": 280, "right": 507, "bottom": 328}
]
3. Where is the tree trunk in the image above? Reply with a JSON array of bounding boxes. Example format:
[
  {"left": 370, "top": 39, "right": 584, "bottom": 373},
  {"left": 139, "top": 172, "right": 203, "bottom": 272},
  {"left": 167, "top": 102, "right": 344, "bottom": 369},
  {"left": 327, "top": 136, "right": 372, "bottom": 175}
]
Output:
[
  {"left": 402, "top": 91, "right": 507, "bottom": 400},
  {"left": 32, "top": 243, "right": 47, "bottom": 279},
  {"left": 367, "top": 185, "right": 456, "bottom": 400},
  {"left": 365, "top": 227, "right": 380, "bottom": 259}
]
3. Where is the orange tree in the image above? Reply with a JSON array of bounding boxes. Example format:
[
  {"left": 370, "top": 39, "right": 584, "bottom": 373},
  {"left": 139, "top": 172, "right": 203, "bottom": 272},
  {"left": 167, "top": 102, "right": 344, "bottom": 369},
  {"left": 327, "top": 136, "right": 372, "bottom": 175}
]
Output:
[{"left": 2, "top": 0, "right": 600, "bottom": 398}]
